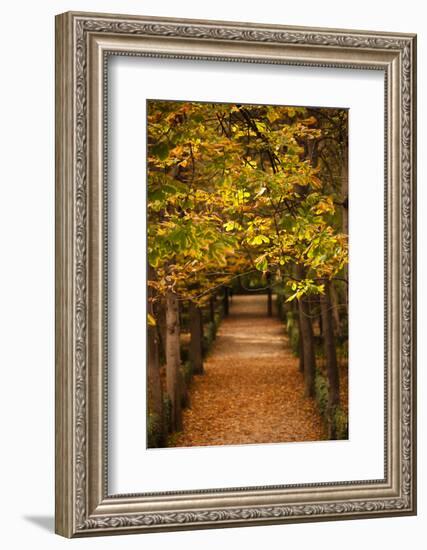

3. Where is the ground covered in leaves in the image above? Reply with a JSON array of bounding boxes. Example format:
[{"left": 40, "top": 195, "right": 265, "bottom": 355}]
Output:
[{"left": 170, "top": 295, "right": 325, "bottom": 447}]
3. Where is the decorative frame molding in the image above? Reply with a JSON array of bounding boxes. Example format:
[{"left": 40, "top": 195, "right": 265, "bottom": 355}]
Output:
[{"left": 55, "top": 11, "right": 416, "bottom": 537}]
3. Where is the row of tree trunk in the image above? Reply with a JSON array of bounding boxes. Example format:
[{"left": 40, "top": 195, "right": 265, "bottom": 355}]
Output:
[
  {"left": 148, "top": 286, "right": 229, "bottom": 439},
  {"left": 294, "top": 266, "right": 342, "bottom": 439}
]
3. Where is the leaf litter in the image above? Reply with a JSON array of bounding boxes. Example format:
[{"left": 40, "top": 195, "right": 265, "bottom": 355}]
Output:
[{"left": 171, "top": 295, "right": 326, "bottom": 448}]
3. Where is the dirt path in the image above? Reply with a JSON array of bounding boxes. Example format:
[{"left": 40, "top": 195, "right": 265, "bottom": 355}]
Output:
[{"left": 171, "top": 294, "right": 324, "bottom": 447}]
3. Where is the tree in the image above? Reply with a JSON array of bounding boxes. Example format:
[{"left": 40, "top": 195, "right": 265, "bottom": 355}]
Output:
[
  {"left": 320, "top": 281, "right": 340, "bottom": 436},
  {"left": 189, "top": 301, "right": 204, "bottom": 375},
  {"left": 147, "top": 265, "right": 163, "bottom": 442},
  {"left": 165, "top": 290, "right": 182, "bottom": 431},
  {"left": 146, "top": 99, "right": 348, "bottom": 438}
]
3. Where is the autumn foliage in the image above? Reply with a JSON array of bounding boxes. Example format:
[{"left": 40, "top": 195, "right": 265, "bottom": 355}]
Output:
[{"left": 147, "top": 100, "right": 348, "bottom": 446}]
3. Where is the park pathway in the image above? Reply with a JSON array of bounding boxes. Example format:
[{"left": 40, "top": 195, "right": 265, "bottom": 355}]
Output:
[{"left": 171, "top": 294, "right": 324, "bottom": 447}]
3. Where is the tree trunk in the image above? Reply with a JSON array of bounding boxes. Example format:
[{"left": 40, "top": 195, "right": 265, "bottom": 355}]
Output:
[
  {"left": 147, "top": 324, "right": 162, "bottom": 412},
  {"left": 155, "top": 299, "right": 167, "bottom": 366},
  {"left": 291, "top": 276, "right": 305, "bottom": 374},
  {"left": 147, "top": 267, "right": 163, "bottom": 442},
  {"left": 296, "top": 265, "right": 316, "bottom": 397},
  {"left": 341, "top": 136, "right": 349, "bottom": 237},
  {"left": 341, "top": 134, "right": 349, "bottom": 295},
  {"left": 297, "top": 314, "right": 305, "bottom": 374},
  {"left": 267, "top": 272, "right": 273, "bottom": 317},
  {"left": 209, "top": 294, "right": 216, "bottom": 324},
  {"left": 317, "top": 295, "right": 323, "bottom": 337},
  {"left": 329, "top": 282, "right": 342, "bottom": 338},
  {"left": 165, "top": 291, "right": 182, "bottom": 432},
  {"left": 223, "top": 286, "right": 229, "bottom": 317},
  {"left": 189, "top": 301, "right": 204, "bottom": 375},
  {"left": 147, "top": 321, "right": 163, "bottom": 438},
  {"left": 320, "top": 282, "right": 340, "bottom": 438},
  {"left": 237, "top": 275, "right": 244, "bottom": 293}
]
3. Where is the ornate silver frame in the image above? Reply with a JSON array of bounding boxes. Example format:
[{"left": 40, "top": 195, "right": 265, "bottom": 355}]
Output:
[{"left": 55, "top": 11, "right": 417, "bottom": 537}]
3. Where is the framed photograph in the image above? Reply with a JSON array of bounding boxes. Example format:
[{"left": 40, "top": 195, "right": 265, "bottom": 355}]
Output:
[{"left": 55, "top": 11, "right": 417, "bottom": 537}]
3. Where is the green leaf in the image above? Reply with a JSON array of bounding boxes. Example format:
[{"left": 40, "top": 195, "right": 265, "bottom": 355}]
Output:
[
  {"left": 151, "top": 141, "right": 170, "bottom": 160},
  {"left": 250, "top": 235, "right": 270, "bottom": 246},
  {"left": 254, "top": 255, "right": 268, "bottom": 272}
]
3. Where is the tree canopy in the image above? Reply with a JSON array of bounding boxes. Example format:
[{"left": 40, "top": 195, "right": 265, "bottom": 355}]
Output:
[{"left": 147, "top": 100, "right": 348, "bottom": 306}]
